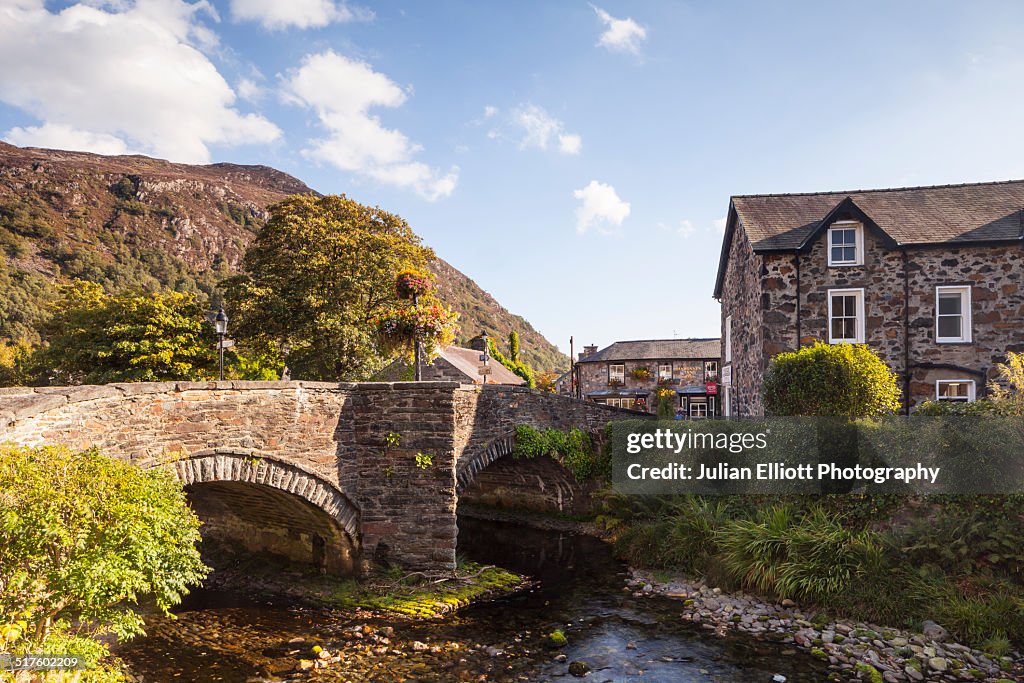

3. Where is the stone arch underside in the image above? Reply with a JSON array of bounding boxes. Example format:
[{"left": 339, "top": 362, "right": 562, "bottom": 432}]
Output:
[
  {"left": 456, "top": 435, "right": 587, "bottom": 515},
  {"left": 170, "top": 450, "right": 361, "bottom": 575}
]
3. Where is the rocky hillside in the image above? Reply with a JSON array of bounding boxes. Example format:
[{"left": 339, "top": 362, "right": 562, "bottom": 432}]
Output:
[{"left": 0, "top": 142, "right": 566, "bottom": 372}]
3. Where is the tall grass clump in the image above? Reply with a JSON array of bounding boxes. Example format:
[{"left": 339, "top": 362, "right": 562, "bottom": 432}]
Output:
[{"left": 716, "top": 504, "right": 884, "bottom": 602}]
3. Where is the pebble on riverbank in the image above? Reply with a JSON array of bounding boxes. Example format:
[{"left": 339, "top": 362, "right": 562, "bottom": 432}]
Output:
[{"left": 627, "top": 569, "right": 1022, "bottom": 683}]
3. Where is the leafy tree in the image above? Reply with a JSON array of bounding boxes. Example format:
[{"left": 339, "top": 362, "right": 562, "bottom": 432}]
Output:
[
  {"left": 486, "top": 337, "right": 536, "bottom": 388},
  {"left": 35, "top": 282, "right": 221, "bottom": 384},
  {"left": 0, "top": 337, "right": 33, "bottom": 386},
  {"left": 763, "top": 341, "right": 901, "bottom": 417},
  {"left": 508, "top": 330, "right": 520, "bottom": 362},
  {"left": 224, "top": 194, "right": 435, "bottom": 381},
  {"left": 34, "top": 282, "right": 279, "bottom": 385},
  {"left": 535, "top": 370, "right": 560, "bottom": 394},
  {"left": 0, "top": 445, "right": 208, "bottom": 676}
]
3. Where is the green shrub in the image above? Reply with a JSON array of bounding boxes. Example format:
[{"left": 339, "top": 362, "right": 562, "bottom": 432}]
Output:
[
  {"left": 716, "top": 504, "right": 884, "bottom": 602},
  {"left": 763, "top": 341, "right": 902, "bottom": 417},
  {"left": 511, "top": 424, "right": 604, "bottom": 481}
]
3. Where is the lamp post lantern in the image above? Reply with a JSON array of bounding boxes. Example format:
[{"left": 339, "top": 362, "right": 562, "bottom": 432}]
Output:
[{"left": 214, "top": 308, "right": 228, "bottom": 381}]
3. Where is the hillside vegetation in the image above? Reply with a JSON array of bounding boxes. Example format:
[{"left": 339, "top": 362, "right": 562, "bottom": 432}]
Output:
[{"left": 0, "top": 142, "right": 566, "bottom": 372}]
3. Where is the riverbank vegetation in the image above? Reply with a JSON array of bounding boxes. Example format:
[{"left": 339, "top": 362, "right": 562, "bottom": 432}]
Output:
[
  {"left": 607, "top": 493, "right": 1024, "bottom": 654},
  {"left": 0, "top": 445, "right": 209, "bottom": 681}
]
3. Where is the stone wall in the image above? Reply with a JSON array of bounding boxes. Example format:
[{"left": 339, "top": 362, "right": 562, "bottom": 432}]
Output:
[
  {"left": 719, "top": 222, "right": 766, "bottom": 417},
  {"left": 0, "top": 381, "right": 639, "bottom": 572},
  {"left": 720, "top": 212, "right": 1024, "bottom": 414}
]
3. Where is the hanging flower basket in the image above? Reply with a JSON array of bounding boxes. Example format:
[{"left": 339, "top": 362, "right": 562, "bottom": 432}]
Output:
[
  {"left": 396, "top": 269, "right": 433, "bottom": 300},
  {"left": 376, "top": 304, "right": 460, "bottom": 356}
]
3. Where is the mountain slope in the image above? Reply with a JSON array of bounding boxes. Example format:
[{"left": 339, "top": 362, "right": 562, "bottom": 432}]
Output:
[{"left": 0, "top": 142, "right": 567, "bottom": 372}]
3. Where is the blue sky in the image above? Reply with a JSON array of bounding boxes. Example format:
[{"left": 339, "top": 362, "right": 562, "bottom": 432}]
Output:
[{"left": 3, "top": 1, "right": 1024, "bottom": 358}]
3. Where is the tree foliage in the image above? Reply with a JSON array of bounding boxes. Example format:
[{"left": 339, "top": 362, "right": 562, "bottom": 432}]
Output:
[
  {"left": 486, "top": 337, "right": 535, "bottom": 388},
  {"left": 0, "top": 445, "right": 208, "bottom": 673},
  {"left": 27, "top": 282, "right": 280, "bottom": 386},
  {"left": 0, "top": 337, "right": 33, "bottom": 386},
  {"left": 224, "top": 194, "right": 435, "bottom": 381},
  {"left": 763, "top": 342, "right": 902, "bottom": 417},
  {"left": 508, "top": 330, "right": 520, "bottom": 363},
  {"left": 37, "top": 282, "right": 220, "bottom": 385}
]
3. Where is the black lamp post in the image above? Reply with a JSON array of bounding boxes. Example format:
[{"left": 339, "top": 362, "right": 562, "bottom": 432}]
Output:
[{"left": 214, "top": 308, "right": 228, "bottom": 381}]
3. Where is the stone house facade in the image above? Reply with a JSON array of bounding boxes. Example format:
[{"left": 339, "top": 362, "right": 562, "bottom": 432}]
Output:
[
  {"left": 714, "top": 180, "right": 1024, "bottom": 416},
  {"left": 574, "top": 339, "right": 721, "bottom": 417}
]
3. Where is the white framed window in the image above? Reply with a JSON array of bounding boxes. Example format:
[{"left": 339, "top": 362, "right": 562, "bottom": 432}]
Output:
[
  {"left": 828, "top": 221, "right": 864, "bottom": 266},
  {"left": 725, "top": 315, "right": 732, "bottom": 363},
  {"left": 658, "top": 363, "right": 672, "bottom": 381},
  {"left": 936, "top": 379, "right": 975, "bottom": 402},
  {"left": 705, "top": 360, "right": 718, "bottom": 380},
  {"left": 690, "top": 398, "right": 708, "bottom": 419},
  {"left": 935, "top": 286, "right": 972, "bottom": 343},
  {"left": 609, "top": 364, "right": 625, "bottom": 383},
  {"left": 828, "top": 288, "right": 865, "bottom": 344}
]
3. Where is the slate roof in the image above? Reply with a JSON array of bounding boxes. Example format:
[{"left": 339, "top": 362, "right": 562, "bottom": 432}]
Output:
[
  {"left": 439, "top": 346, "right": 526, "bottom": 385},
  {"left": 733, "top": 179, "right": 1024, "bottom": 251},
  {"left": 714, "top": 179, "right": 1024, "bottom": 298},
  {"left": 576, "top": 339, "right": 720, "bottom": 363}
]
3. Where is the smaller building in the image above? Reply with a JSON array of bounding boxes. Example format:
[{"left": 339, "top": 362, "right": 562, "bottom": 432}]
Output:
[
  {"left": 575, "top": 339, "right": 721, "bottom": 417},
  {"left": 378, "top": 335, "right": 527, "bottom": 385}
]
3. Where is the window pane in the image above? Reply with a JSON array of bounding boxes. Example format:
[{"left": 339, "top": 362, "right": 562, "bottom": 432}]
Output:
[
  {"left": 938, "top": 292, "right": 962, "bottom": 315},
  {"left": 842, "top": 246, "right": 856, "bottom": 262},
  {"left": 938, "top": 315, "right": 961, "bottom": 339}
]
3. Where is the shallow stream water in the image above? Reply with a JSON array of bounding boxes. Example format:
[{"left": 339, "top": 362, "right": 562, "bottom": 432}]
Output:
[{"left": 117, "top": 517, "right": 829, "bottom": 682}]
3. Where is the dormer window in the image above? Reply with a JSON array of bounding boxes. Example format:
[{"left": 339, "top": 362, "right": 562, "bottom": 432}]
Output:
[{"left": 828, "top": 221, "right": 864, "bottom": 266}]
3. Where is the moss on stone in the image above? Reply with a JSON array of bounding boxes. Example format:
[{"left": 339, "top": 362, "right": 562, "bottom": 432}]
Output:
[{"left": 328, "top": 562, "right": 525, "bottom": 618}]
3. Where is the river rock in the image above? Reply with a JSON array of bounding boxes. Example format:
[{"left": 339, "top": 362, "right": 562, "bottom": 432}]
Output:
[
  {"left": 927, "top": 657, "right": 948, "bottom": 672},
  {"left": 921, "top": 620, "right": 948, "bottom": 642},
  {"left": 904, "top": 665, "right": 924, "bottom": 681},
  {"left": 568, "top": 660, "right": 590, "bottom": 677},
  {"left": 412, "top": 641, "right": 429, "bottom": 652}
]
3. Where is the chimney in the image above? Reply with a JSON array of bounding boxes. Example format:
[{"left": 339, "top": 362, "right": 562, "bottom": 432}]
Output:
[
  {"left": 469, "top": 332, "right": 490, "bottom": 352},
  {"left": 579, "top": 344, "right": 598, "bottom": 361}
]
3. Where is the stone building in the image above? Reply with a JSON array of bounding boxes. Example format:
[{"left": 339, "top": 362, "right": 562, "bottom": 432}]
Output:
[
  {"left": 713, "top": 180, "right": 1024, "bottom": 416},
  {"left": 574, "top": 339, "right": 721, "bottom": 416}
]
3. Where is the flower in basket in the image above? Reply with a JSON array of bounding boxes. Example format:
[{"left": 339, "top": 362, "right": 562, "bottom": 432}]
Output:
[
  {"left": 396, "top": 269, "right": 434, "bottom": 300},
  {"left": 631, "top": 366, "right": 652, "bottom": 380}
]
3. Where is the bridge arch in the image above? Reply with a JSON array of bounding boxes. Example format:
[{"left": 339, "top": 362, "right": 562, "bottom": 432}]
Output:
[{"left": 171, "top": 449, "right": 361, "bottom": 575}]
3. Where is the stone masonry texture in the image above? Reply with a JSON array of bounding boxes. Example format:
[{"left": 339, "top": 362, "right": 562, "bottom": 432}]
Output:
[{"left": 0, "top": 381, "right": 637, "bottom": 573}]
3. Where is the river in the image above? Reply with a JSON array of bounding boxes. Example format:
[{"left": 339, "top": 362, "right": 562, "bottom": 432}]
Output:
[{"left": 117, "top": 517, "right": 829, "bottom": 682}]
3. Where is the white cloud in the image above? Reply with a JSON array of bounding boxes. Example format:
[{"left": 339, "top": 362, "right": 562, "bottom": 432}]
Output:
[
  {"left": 573, "top": 180, "right": 630, "bottom": 234},
  {"left": 229, "top": 0, "right": 372, "bottom": 29},
  {"left": 558, "top": 133, "right": 582, "bottom": 155},
  {"left": 677, "top": 219, "right": 695, "bottom": 238},
  {"left": 5, "top": 122, "right": 132, "bottom": 156},
  {"left": 0, "top": 0, "right": 280, "bottom": 163},
  {"left": 237, "top": 77, "right": 268, "bottom": 102},
  {"left": 591, "top": 4, "right": 647, "bottom": 55},
  {"left": 483, "top": 105, "right": 498, "bottom": 118},
  {"left": 714, "top": 216, "right": 727, "bottom": 232},
  {"left": 282, "top": 50, "right": 458, "bottom": 201},
  {"left": 511, "top": 104, "right": 581, "bottom": 155}
]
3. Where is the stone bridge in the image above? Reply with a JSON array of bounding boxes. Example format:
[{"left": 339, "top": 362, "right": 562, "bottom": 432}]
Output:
[{"left": 0, "top": 381, "right": 638, "bottom": 574}]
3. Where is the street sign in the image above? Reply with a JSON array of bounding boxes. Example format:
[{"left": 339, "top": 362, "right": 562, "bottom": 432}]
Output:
[
  {"left": 478, "top": 365, "right": 492, "bottom": 375},
  {"left": 721, "top": 365, "right": 732, "bottom": 386},
  {"left": 222, "top": 339, "right": 235, "bottom": 349}
]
